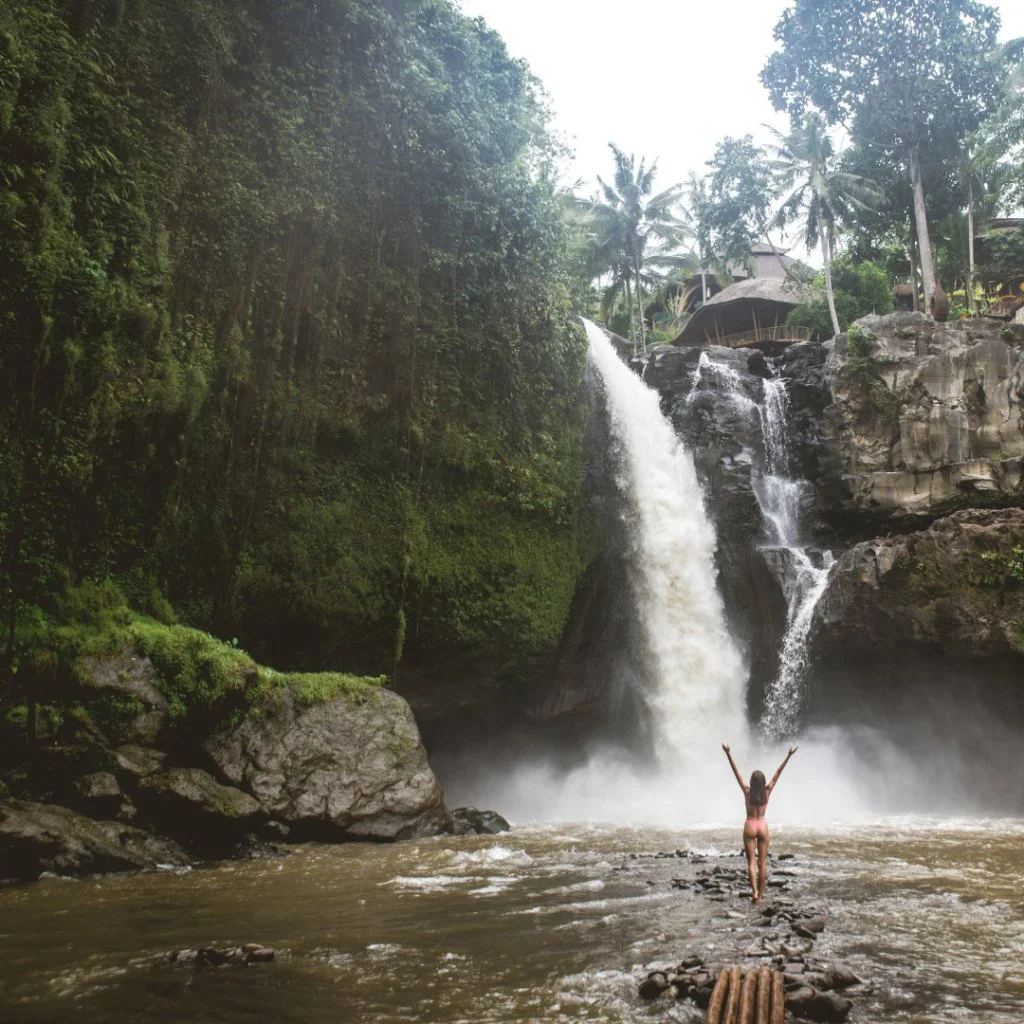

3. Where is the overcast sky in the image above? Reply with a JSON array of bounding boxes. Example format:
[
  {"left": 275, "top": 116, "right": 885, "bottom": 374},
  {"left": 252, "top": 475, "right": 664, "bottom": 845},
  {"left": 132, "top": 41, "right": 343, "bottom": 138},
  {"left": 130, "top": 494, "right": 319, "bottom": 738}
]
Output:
[{"left": 457, "top": 0, "right": 1024, "bottom": 237}]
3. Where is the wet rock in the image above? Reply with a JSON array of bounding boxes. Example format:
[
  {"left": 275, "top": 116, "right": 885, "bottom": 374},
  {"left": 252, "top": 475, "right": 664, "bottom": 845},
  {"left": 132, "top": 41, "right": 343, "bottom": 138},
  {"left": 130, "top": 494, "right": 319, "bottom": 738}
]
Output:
[
  {"left": 814, "top": 508, "right": 1024, "bottom": 658},
  {"left": 207, "top": 685, "right": 451, "bottom": 841},
  {"left": 824, "top": 965, "right": 862, "bottom": 990},
  {"left": 135, "top": 767, "right": 265, "bottom": 854},
  {"left": 795, "top": 914, "right": 827, "bottom": 938},
  {"left": 114, "top": 745, "right": 167, "bottom": 778},
  {"left": 0, "top": 799, "right": 190, "bottom": 881},
  {"left": 232, "top": 833, "right": 289, "bottom": 860},
  {"left": 638, "top": 972, "right": 670, "bottom": 1000},
  {"left": 800, "top": 990, "right": 853, "bottom": 1022},
  {"left": 785, "top": 985, "right": 817, "bottom": 1014},
  {"left": 72, "top": 772, "right": 122, "bottom": 817},
  {"left": 450, "top": 807, "right": 511, "bottom": 835}
]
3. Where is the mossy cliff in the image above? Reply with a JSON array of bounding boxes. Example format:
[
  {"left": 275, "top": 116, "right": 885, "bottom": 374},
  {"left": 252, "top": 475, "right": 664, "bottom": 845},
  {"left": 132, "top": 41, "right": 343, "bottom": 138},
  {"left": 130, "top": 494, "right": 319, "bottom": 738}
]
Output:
[{"left": 0, "top": 0, "right": 596, "bottom": 720}]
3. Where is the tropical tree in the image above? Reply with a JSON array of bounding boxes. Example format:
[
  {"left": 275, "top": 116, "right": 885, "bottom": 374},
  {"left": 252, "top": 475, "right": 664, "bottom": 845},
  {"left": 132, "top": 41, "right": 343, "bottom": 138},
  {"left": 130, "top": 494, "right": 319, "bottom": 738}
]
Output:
[
  {"left": 587, "top": 144, "right": 685, "bottom": 353},
  {"left": 762, "top": 0, "right": 1002, "bottom": 315},
  {"left": 768, "top": 113, "right": 886, "bottom": 336}
]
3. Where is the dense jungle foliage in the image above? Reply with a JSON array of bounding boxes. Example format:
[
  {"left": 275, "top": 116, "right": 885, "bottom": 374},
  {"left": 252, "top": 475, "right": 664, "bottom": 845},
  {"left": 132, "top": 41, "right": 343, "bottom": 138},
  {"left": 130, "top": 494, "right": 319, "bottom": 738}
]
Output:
[{"left": 0, "top": 0, "right": 592, "bottom": 713}]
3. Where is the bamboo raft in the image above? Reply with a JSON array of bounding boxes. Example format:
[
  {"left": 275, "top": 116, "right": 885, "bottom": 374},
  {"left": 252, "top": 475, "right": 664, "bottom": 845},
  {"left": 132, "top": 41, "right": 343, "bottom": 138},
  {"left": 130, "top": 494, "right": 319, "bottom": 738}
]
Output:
[{"left": 705, "top": 964, "right": 784, "bottom": 1024}]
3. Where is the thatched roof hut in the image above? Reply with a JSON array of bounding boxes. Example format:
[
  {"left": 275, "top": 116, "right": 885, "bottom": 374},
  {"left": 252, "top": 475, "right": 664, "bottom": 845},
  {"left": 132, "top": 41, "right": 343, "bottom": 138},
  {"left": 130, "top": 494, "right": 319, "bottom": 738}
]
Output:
[{"left": 672, "top": 277, "right": 817, "bottom": 347}]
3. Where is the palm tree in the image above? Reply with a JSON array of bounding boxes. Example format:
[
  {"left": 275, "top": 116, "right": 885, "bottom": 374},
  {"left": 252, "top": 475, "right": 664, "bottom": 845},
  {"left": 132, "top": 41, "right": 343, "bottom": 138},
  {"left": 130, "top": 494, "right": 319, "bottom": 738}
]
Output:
[
  {"left": 768, "top": 114, "right": 885, "bottom": 338},
  {"left": 587, "top": 144, "right": 686, "bottom": 354}
]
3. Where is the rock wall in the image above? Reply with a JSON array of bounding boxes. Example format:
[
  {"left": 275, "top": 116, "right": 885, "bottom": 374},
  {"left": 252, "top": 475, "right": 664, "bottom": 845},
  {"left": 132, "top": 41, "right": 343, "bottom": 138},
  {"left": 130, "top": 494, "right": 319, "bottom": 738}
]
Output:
[
  {"left": 814, "top": 508, "right": 1024, "bottom": 657},
  {"left": 821, "top": 313, "right": 1024, "bottom": 523}
]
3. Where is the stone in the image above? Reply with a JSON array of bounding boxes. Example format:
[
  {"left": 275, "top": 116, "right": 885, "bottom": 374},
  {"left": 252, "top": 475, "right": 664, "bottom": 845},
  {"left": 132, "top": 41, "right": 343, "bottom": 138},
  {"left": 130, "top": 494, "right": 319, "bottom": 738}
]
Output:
[
  {"left": 795, "top": 914, "right": 827, "bottom": 937},
  {"left": 135, "top": 767, "right": 265, "bottom": 853},
  {"left": 639, "top": 973, "right": 670, "bottom": 1000},
  {"left": 114, "top": 745, "right": 167, "bottom": 777},
  {"left": 785, "top": 985, "right": 817, "bottom": 1015},
  {"left": 450, "top": 807, "right": 511, "bottom": 835},
  {"left": 0, "top": 799, "right": 190, "bottom": 881},
  {"left": 801, "top": 990, "right": 853, "bottom": 1022},
  {"left": 75, "top": 647, "right": 169, "bottom": 745},
  {"left": 206, "top": 685, "right": 451, "bottom": 840},
  {"left": 824, "top": 965, "right": 861, "bottom": 990},
  {"left": 72, "top": 771, "right": 122, "bottom": 817}
]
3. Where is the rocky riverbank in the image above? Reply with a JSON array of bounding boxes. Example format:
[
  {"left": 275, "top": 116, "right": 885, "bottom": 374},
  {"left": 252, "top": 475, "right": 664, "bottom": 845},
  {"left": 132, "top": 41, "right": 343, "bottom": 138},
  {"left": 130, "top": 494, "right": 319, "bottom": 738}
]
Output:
[{"left": 630, "top": 849, "right": 861, "bottom": 1022}]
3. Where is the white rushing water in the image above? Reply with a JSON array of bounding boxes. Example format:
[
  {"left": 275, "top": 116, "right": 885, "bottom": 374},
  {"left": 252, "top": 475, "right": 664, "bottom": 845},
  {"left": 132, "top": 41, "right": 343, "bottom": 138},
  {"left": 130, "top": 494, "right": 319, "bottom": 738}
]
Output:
[
  {"left": 751, "top": 375, "right": 833, "bottom": 740},
  {"left": 686, "top": 357, "right": 834, "bottom": 739},
  {"left": 583, "top": 320, "right": 748, "bottom": 761}
]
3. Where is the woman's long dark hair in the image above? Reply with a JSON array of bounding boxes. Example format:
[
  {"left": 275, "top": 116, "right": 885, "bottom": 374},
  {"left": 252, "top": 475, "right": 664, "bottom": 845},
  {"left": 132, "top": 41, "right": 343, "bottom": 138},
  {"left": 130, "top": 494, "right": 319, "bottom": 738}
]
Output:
[{"left": 749, "top": 770, "right": 767, "bottom": 805}]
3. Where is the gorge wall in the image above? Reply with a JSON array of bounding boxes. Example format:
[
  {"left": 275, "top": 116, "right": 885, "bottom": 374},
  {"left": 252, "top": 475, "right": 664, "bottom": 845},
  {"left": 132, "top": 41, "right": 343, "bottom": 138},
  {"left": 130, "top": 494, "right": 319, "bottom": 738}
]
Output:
[{"left": 633, "top": 311, "right": 1024, "bottom": 772}]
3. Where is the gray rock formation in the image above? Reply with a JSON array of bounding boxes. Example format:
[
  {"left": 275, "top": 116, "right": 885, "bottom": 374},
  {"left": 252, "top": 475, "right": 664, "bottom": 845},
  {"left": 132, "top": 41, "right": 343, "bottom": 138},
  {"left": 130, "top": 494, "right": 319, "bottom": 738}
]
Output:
[
  {"left": 814, "top": 508, "right": 1024, "bottom": 657},
  {"left": 0, "top": 799, "right": 189, "bottom": 881},
  {"left": 76, "top": 646, "right": 168, "bottom": 745},
  {"left": 206, "top": 686, "right": 451, "bottom": 840},
  {"left": 135, "top": 767, "right": 266, "bottom": 852},
  {"left": 822, "top": 313, "right": 1024, "bottom": 521}
]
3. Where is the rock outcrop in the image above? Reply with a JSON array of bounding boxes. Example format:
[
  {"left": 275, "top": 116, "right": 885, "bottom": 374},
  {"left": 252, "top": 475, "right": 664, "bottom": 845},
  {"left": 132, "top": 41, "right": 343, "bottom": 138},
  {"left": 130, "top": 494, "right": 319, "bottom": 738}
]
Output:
[
  {"left": 813, "top": 508, "right": 1024, "bottom": 657},
  {"left": 206, "top": 686, "right": 451, "bottom": 840},
  {"left": 822, "top": 313, "right": 1024, "bottom": 522},
  {"left": 135, "top": 767, "right": 267, "bottom": 854},
  {"left": 76, "top": 646, "right": 169, "bottom": 745},
  {"left": 0, "top": 799, "right": 189, "bottom": 881}
]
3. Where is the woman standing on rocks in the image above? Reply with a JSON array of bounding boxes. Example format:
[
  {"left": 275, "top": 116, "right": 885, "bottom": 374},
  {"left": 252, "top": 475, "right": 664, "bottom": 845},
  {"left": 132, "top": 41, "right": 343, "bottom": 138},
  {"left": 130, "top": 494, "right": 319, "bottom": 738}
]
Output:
[{"left": 722, "top": 744, "right": 798, "bottom": 903}]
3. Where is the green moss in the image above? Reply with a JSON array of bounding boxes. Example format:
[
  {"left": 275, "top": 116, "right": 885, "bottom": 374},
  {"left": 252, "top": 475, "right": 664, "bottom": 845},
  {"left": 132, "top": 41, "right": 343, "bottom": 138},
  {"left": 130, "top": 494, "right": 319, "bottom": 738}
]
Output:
[
  {"left": 12, "top": 581, "right": 389, "bottom": 744},
  {"left": 263, "top": 670, "right": 386, "bottom": 707}
]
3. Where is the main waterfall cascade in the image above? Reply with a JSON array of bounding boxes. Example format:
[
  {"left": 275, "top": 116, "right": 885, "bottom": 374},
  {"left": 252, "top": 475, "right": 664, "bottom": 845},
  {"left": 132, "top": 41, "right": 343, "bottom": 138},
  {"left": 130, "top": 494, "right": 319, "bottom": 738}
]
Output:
[{"left": 582, "top": 321, "right": 748, "bottom": 756}]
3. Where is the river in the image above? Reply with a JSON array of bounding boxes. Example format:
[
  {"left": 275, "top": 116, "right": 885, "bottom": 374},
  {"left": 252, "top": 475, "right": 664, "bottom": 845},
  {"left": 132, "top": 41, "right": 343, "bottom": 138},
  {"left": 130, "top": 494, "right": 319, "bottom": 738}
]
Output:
[{"left": 2, "top": 818, "right": 1023, "bottom": 1023}]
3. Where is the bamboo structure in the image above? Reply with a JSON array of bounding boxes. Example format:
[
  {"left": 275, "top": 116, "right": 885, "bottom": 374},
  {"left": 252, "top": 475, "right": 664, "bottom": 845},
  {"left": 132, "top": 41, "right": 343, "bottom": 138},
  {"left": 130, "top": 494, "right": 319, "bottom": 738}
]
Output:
[{"left": 705, "top": 966, "right": 787, "bottom": 1024}]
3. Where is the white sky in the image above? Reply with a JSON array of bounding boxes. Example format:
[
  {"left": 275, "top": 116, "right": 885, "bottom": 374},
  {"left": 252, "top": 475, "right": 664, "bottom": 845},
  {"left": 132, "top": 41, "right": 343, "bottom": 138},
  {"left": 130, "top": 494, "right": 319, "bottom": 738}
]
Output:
[{"left": 458, "top": 0, "right": 1024, "bottom": 241}]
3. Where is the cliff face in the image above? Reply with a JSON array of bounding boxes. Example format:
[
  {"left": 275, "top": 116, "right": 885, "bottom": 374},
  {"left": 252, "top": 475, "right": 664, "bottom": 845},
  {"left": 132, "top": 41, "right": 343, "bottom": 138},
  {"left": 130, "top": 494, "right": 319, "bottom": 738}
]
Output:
[
  {"left": 820, "top": 313, "right": 1024, "bottom": 523},
  {"left": 814, "top": 508, "right": 1024, "bottom": 657},
  {"left": 636, "top": 313, "right": 1024, "bottom": 742}
]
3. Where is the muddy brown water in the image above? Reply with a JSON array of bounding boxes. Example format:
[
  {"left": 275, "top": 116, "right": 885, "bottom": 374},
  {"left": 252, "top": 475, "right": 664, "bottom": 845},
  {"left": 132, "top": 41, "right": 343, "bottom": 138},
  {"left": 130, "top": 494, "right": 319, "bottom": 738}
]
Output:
[{"left": 1, "top": 820, "right": 1022, "bottom": 1023}]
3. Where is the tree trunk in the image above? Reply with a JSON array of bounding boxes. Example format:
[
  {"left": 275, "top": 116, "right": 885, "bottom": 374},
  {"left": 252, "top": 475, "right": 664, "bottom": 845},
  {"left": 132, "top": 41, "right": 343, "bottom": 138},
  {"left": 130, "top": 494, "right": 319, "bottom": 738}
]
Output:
[
  {"left": 633, "top": 255, "right": 646, "bottom": 354},
  {"left": 907, "top": 145, "right": 937, "bottom": 313},
  {"left": 819, "top": 222, "right": 842, "bottom": 338},
  {"left": 908, "top": 217, "right": 920, "bottom": 312},
  {"left": 700, "top": 268, "right": 708, "bottom": 305},
  {"left": 624, "top": 276, "right": 635, "bottom": 355},
  {"left": 967, "top": 172, "right": 976, "bottom": 316}
]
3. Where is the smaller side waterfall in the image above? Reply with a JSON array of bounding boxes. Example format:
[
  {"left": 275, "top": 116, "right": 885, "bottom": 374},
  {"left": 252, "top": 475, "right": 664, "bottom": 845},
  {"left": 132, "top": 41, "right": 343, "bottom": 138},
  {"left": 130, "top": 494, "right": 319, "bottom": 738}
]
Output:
[
  {"left": 753, "top": 377, "right": 833, "bottom": 740},
  {"left": 687, "top": 354, "right": 833, "bottom": 739}
]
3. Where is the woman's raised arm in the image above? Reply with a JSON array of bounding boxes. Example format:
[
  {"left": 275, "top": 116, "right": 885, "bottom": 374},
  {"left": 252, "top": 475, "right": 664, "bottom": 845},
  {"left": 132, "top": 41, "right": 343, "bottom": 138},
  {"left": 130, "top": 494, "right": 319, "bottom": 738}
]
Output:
[
  {"left": 722, "top": 744, "right": 748, "bottom": 793},
  {"left": 768, "top": 746, "right": 799, "bottom": 793}
]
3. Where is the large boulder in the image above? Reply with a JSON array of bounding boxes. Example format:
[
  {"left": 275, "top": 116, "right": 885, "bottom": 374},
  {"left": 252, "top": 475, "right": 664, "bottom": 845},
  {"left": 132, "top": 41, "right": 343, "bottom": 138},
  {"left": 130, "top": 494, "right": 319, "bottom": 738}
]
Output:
[
  {"left": 0, "top": 799, "right": 189, "bottom": 881},
  {"left": 206, "top": 686, "right": 451, "bottom": 840},
  {"left": 822, "top": 313, "right": 1024, "bottom": 521}
]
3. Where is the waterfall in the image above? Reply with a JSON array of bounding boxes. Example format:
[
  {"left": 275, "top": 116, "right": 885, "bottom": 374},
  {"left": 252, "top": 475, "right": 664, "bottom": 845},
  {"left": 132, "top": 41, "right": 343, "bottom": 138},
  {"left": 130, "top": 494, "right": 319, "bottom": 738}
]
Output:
[
  {"left": 752, "top": 376, "right": 833, "bottom": 740},
  {"left": 583, "top": 320, "right": 747, "bottom": 764},
  {"left": 687, "top": 354, "right": 833, "bottom": 740}
]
